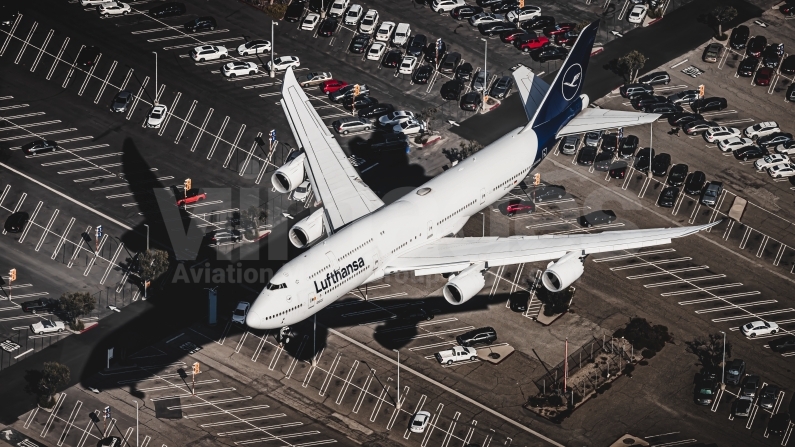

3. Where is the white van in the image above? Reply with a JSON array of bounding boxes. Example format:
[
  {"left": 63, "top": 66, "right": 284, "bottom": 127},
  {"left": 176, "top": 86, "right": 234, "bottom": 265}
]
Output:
[{"left": 393, "top": 23, "right": 411, "bottom": 46}]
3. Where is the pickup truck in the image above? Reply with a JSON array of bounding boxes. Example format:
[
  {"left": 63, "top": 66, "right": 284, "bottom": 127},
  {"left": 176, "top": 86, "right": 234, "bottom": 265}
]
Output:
[{"left": 435, "top": 346, "right": 477, "bottom": 365}]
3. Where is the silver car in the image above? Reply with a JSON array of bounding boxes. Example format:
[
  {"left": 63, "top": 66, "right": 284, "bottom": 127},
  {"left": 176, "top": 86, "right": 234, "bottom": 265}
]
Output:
[
  {"left": 333, "top": 117, "right": 372, "bottom": 135},
  {"left": 560, "top": 135, "right": 579, "bottom": 155},
  {"left": 667, "top": 90, "right": 700, "bottom": 105},
  {"left": 110, "top": 90, "right": 132, "bottom": 113},
  {"left": 584, "top": 130, "right": 603, "bottom": 147}
]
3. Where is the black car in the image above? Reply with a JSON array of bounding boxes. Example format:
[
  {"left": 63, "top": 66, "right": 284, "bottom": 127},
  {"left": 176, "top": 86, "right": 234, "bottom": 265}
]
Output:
[
  {"left": 580, "top": 210, "right": 617, "bottom": 227},
  {"left": 99, "top": 437, "right": 124, "bottom": 447},
  {"left": 533, "top": 45, "right": 568, "bottom": 63},
  {"left": 781, "top": 55, "right": 795, "bottom": 74},
  {"left": 576, "top": 146, "right": 597, "bottom": 165},
  {"left": 762, "top": 45, "right": 782, "bottom": 68},
  {"left": 508, "top": 294, "right": 528, "bottom": 313},
  {"left": 759, "top": 384, "right": 781, "bottom": 410},
  {"left": 441, "top": 80, "right": 465, "bottom": 100},
  {"left": 609, "top": 161, "right": 628, "bottom": 179},
  {"left": 747, "top": 35, "right": 767, "bottom": 57},
  {"left": 479, "top": 21, "right": 516, "bottom": 36},
  {"left": 77, "top": 46, "right": 101, "bottom": 67},
  {"left": 491, "top": 1, "right": 519, "bottom": 13},
  {"left": 769, "top": 335, "right": 795, "bottom": 352},
  {"left": 477, "top": 0, "right": 505, "bottom": 6},
  {"left": 424, "top": 40, "right": 447, "bottom": 64},
  {"left": 412, "top": 64, "right": 433, "bottom": 84},
  {"left": 532, "top": 185, "right": 565, "bottom": 202},
  {"left": 4, "top": 211, "right": 29, "bottom": 233},
  {"left": 110, "top": 90, "right": 132, "bottom": 113},
  {"left": 634, "top": 147, "right": 655, "bottom": 171},
  {"left": 594, "top": 151, "right": 614, "bottom": 171},
  {"left": 601, "top": 134, "right": 619, "bottom": 152},
  {"left": 358, "top": 103, "right": 394, "bottom": 118},
  {"left": 758, "top": 132, "right": 793, "bottom": 149},
  {"left": 22, "top": 139, "right": 60, "bottom": 155},
  {"left": 500, "top": 29, "right": 527, "bottom": 43},
  {"left": 382, "top": 50, "right": 403, "bottom": 68},
  {"left": 407, "top": 35, "right": 427, "bottom": 58},
  {"left": 308, "top": 0, "right": 326, "bottom": 12},
  {"left": 284, "top": 0, "right": 305, "bottom": 22},
  {"left": 21, "top": 298, "right": 57, "bottom": 313},
  {"left": 184, "top": 16, "right": 216, "bottom": 32},
  {"left": 342, "top": 95, "right": 377, "bottom": 110},
  {"left": 788, "top": 84, "right": 795, "bottom": 102},
  {"left": 694, "top": 373, "right": 720, "bottom": 405},
  {"left": 489, "top": 76, "right": 513, "bottom": 99},
  {"left": 367, "top": 133, "right": 409, "bottom": 153},
  {"left": 668, "top": 112, "right": 703, "bottom": 127},
  {"left": 349, "top": 34, "right": 370, "bottom": 53},
  {"left": 455, "top": 62, "right": 474, "bottom": 82},
  {"left": 451, "top": 5, "right": 484, "bottom": 20},
  {"left": 619, "top": 135, "right": 639, "bottom": 158},
  {"left": 619, "top": 83, "right": 654, "bottom": 99},
  {"left": 657, "top": 186, "right": 680, "bottom": 208},
  {"left": 643, "top": 103, "right": 683, "bottom": 117},
  {"left": 149, "top": 2, "right": 186, "bottom": 18},
  {"left": 638, "top": 71, "right": 671, "bottom": 86},
  {"left": 651, "top": 153, "right": 671, "bottom": 176},
  {"left": 329, "top": 84, "right": 368, "bottom": 102},
  {"left": 684, "top": 119, "right": 719, "bottom": 135},
  {"left": 768, "top": 413, "right": 791, "bottom": 437},
  {"left": 439, "top": 52, "right": 461, "bottom": 73},
  {"left": 667, "top": 163, "right": 688, "bottom": 186},
  {"left": 726, "top": 359, "right": 746, "bottom": 386},
  {"left": 318, "top": 17, "right": 338, "bottom": 37},
  {"left": 741, "top": 375, "right": 761, "bottom": 398},
  {"left": 729, "top": 25, "right": 749, "bottom": 50},
  {"left": 460, "top": 92, "right": 482, "bottom": 111},
  {"left": 691, "top": 97, "right": 727, "bottom": 113},
  {"left": 734, "top": 146, "right": 767, "bottom": 160},
  {"left": 684, "top": 171, "right": 707, "bottom": 195},
  {"left": 521, "top": 15, "right": 554, "bottom": 31},
  {"left": 631, "top": 94, "right": 668, "bottom": 109},
  {"left": 456, "top": 327, "right": 497, "bottom": 347},
  {"left": 737, "top": 56, "right": 759, "bottom": 77}
]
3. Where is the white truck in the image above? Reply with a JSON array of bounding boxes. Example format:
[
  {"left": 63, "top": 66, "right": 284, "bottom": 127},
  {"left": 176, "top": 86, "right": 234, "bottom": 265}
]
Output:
[{"left": 435, "top": 346, "right": 477, "bottom": 365}]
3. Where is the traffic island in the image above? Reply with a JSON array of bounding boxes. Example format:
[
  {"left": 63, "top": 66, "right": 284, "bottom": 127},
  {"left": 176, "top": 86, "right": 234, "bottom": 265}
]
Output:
[
  {"left": 475, "top": 344, "right": 514, "bottom": 364},
  {"left": 480, "top": 97, "right": 501, "bottom": 114}
]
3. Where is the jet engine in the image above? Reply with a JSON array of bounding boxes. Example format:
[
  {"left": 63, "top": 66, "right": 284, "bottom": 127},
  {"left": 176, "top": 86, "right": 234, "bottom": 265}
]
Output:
[
  {"left": 272, "top": 152, "right": 306, "bottom": 193},
  {"left": 442, "top": 262, "right": 486, "bottom": 305},
  {"left": 541, "top": 251, "right": 584, "bottom": 292},
  {"left": 289, "top": 208, "right": 324, "bottom": 248}
]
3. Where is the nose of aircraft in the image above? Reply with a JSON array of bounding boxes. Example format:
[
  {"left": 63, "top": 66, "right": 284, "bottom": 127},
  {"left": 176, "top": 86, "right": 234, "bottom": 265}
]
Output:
[{"left": 245, "top": 309, "right": 265, "bottom": 329}]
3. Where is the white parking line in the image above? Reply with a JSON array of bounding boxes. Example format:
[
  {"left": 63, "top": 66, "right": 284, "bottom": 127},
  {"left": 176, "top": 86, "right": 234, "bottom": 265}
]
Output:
[
  {"left": 695, "top": 300, "right": 778, "bottom": 314},
  {"left": 644, "top": 274, "right": 726, "bottom": 288},
  {"left": 146, "top": 29, "right": 230, "bottom": 43},
  {"left": 30, "top": 29, "right": 53, "bottom": 73},
  {"left": 0, "top": 119, "right": 62, "bottom": 131}
]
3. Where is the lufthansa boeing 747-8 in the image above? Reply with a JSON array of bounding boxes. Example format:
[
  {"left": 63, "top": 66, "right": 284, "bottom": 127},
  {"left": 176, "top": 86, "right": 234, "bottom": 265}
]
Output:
[{"left": 246, "top": 21, "right": 716, "bottom": 331}]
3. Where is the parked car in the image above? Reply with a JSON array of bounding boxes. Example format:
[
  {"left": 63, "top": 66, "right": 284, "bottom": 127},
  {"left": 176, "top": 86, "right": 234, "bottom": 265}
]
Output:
[
  {"left": 451, "top": 5, "right": 484, "bottom": 20},
  {"left": 460, "top": 91, "right": 482, "bottom": 111},
  {"left": 489, "top": 76, "right": 513, "bottom": 99},
  {"left": 521, "top": 15, "right": 555, "bottom": 31},
  {"left": 98, "top": 2, "right": 131, "bottom": 16},
  {"left": 560, "top": 135, "right": 579, "bottom": 155},
  {"left": 30, "top": 319, "right": 66, "bottom": 335},
  {"left": 318, "top": 17, "right": 338, "bottom": 37},
  {"left": 455, "top": 62, "right": 474, "bottom": 82},
  {"left": 725, "top": 359, "right": 746, "bottom": 386},
  {"left": 684, "top": 120, "right": 719, "bottom": 135},
  {"left": 658, "top": 186, "right": 679, "bottom": 208},
  {"left": 755, "top": 154, "right": 789, "bottom": 171},
  {"left": 21, "top": 298, "right": 57, "bottom": 313},
  {"left": 745, "top": 121, "right": 780, "bottom": 139},
  {"left": 584, "top": 131, "right": 603, "bottom": 147},
  {"left": 469, "top": 12, "right": 504, "bottom": 26},
  {"left": 734, "top": 146, "right": 767, "bottom": 161},
  {"left": 410, "top": 411, "right": 432, "bottom": 432},
  {"left": 77, "top": 46, "right": 101, "bottom": 67},
  {"left": 768, "top": 413, "right": 791, "bottom": 437},
  {"left": 769, "top": 335, "right": 795, "bottom": 352},
  {"left": 393, "top": 22, "right": 411, "bottom": 46},
  {"left": 328, "top": 0, "right": 349, "bottom": 17},
  {"left": 284, "top": 0, "right": 305, "bottom": 22},
  {"left": 747, "top": 35, "right": 767, "bottom": 57},
  {"left": 435, "top": 346, "right": 477, "bottom": 364},
  {"left": 694, "top": 372, "right": 720, "bottom": 405},
  {"left": 532, "top": 45, "right": 568, "bottom": 63},
  {"left": 471, "top": 69, "right": 487, "bottom": 91},
  {"left": 619, "top": 83, "right": 653, "bottom": 99},
  {"left": 379, "top": 111, "right": 415, "bottom": 128},
  {"left": 237, "top": 39, "right": 271, "bottom": 56},
  {"left": 781, "top": 55, "right": 795, "bottom": 74},
  {"left": 399, "top": 55, "right": 418, "bottom": 75},
  {"left": 638, "top": 71, "right": 670, "bottom": 85},
  {"left": 759, "top": 385, "right": 780, "bottom": 410},
  {"left": 222, "top": 61, "right": 258, "bottom": 77},
  {"left": 634, "top": 147, "right": 655, "bottom": 171},
  {"left": 609, "top": 162, "right": 628, "bottom": 179},
  {"left": 667, "top": 163, "right": 688, "bottom": 186},
  {"left": 628, "top": 4, "right": 647, "bottom": 23},
  {"left": 768, "top": 163, "right": 795, "bottom": 178},
  {"left": 684, "top": 171, "right": 707, "bottom": 195},
  {"left": 231, "top": 301, "right": 250, "bottom": 324},
  {"left": 506, "top": 5, "right": 541, "bottom": 23},
  {"left": 762, "top": 44, "right": 783, "bottom": 68},
  {"left": 718, "top": 137, "right": 754, "bottom": 152},
  {"left": 741, "top": 320, "right": 780, "bottom": 337},
  {"left": 176, "top": 188, "right": 206, "bottom": 207},
  {"left": 651, "top": 153, "right": 671, "bottom": 176},
  {"left": 359, "top": 9, "right": 379, "bottom": 34},
  {"left": 392, "top": 119, "right": 426, "bottom": 135},
  {"left": 786, "top": 84, "right": 795, "bottom": 101},
  {"left": 366, "top": 133, "right": 409, "bottom": 152},
  {"left": 667, "top": 90, "right": 700, "bottom": 105},
  {"left": 439, "top": 52, "right": 462, "bottom": 73},
  {"left": 776, "top": 141, "right": 795, "bottom": 155},
  {"left": 643, "top": 103, "right": 682, "bottom": 117},
  {"left": 344, "top": 4, "right": 363, "bottom": 25},
  {"left": 500, "top": 29, "right": 528, "bottom": 43},
  {"left": 619, "top": 135, "right": 639, "bottom": 158},
  {"left": 479, "top": 21, "right": 517, "bottom": 36},
  {"left": 301, "top": 13, "right": 321, "bottom": 30},
  {"left": 4, "top": 211, "right": 28, "bottom": 233},
  {"left": 425, "top": 40, "right": 447, "bottom": 63},
  {"left": 631, "top": 95, "right": 668, "bottom": 110},
  {"left": 413, "top": 65, "right": 433, "bottom": 84},
  {"left": 703, "top": 43, "right": 723, "bottom": 63},
  {"left": 191, "top": 45, "right": 228, "bottom": 62},
  {"left": 333, "top": 117, "right": 372, "bottom": 135},
  {"left": 580, "top": 210, "right": 617, "bottom": 227},
  {"left": 407, "top": 34, "right": 427, "bottom": 57},
  {"left": 505, "top": 200, "right": 535, "bottom": 216},
  {"left": 509, "top": 294, "right": 529, "bottom": 312},
  {"left": 184, "top": 16, "right": 216, "bottom": 32},
  {"left": 375, "top": 21, "right": 396, "bottom": 42},
  {"left": 691, "top": 97, "right": 727, "bottom": 113},
  {"left": 146, "top": 104, "right": 168, "bottom": 128},
  {"left": 358, "top": 103, "right": 394, "bottom": 119},
  {"left": 700, "top": 181, "right": 723, "bottom": 206},
  {"left": 729, "top": 25, "right": 749, "bottom": 50},
  {"left": 758, "top": 133, "right": 793, "bottom": 149},
  {"left": 543, "top": 23, "right": 574, "bottom": 37},
  {"left": 342, "top": 95, "right": 378, "bottom": 110},
  {"left": 349, "top": 34, "right": 371, "bottom": 53},
  {"left": 148, "top": 2, "right": 185, "bottom": 18},
  {"left": 533, "top": 185, "right": 566, "bottom": 202},
  {"left": 705, "top": 126, "right": 741, "bottom": 143},
  {"left": 576, "top": 146, "right": 597, "bottom": 165},
  {"left": 456, "top": 327, "right": 497, "bottom": 347},
  {"left": 755, "top": 67, "right": 774, "bottom": 86},
  {"left": 441, "top": 80, "right": 465, "bottom": 100},
  {"left": 367, "top": 42, "right": 387, "bottom": 61},
  {"left": 734, "top": 397, "right": 754, "bottom": 417},
  {"left": 594, "top": 152, "right": 614, "bottom": 171},
  {"left": 741, "top": 375, "right": 761, "bottom": 398},
  {"left": 322, "top": 79, "right": 348, "bottom": 94},
  {"left": 515, "top": 35, "right": 549, "bottom": 52},
  {"left": 330, "top": 84, "right": 369, "bottom": 102}
]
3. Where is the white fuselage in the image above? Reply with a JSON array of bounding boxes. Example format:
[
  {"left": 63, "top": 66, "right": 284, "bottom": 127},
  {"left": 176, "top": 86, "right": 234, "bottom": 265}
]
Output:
[{"left": 246, "top": 127, "right": 541, "bottom": 329}]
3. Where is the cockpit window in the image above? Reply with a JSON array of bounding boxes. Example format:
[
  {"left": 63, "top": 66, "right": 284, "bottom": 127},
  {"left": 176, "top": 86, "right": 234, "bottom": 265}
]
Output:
[{"left": 266, "top": 282, "right": 287, "bottom": 290}]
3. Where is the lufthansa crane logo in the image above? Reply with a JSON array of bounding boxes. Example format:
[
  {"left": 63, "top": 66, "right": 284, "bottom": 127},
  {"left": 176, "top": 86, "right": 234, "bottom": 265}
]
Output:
[{"left": 561, "top": 63, "right": 583, "bottom": 101}]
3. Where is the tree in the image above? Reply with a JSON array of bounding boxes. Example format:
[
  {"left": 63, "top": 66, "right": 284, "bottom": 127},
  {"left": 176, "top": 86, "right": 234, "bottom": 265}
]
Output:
[
  {"left": 576, "top": 20, "right": 591, "bottom": 31},
  {"left": 418, "top": 106, "right": 438, "bottom": 135},
  {"left": 242, "top": 205, "right": 268, "bottom": 239},
  {"left": 58, "top": 292, "right": 95, "bottom": 327},
  {"left": 537, "top": 286, "right": 574, "bottom": 316},
  {"left": 138, "top": 249, "right": 170, "bottom": 292},
  {"left": 686, "top": 332, "right": 732, "bottom": 368},
  {"left": 617, "top": 50, "right": 647, "bottom": 83},
  {"left": 613, "top": 317, "right": 672, "bottom": 353},
  {"left": 36, "top": 362, "right": 70, "bottom": 407},
  {"left": 711, "top": 6, "right": 737, "bottom": 38},
  {"left": 459, "top": 139, "right": 483, "bottom": 159}
]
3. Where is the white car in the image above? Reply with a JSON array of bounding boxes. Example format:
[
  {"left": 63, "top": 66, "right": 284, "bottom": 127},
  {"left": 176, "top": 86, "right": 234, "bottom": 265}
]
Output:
[
  {"left": 81, "top": 0, "right": 110, "bottom": 5},
  {"left": 704, "top": 126, "right": 740, "bottom": 143},
  {"left": 740, "top": 320, "right": 780, "bottom": 337},
  {"left": 301, "top": 13, "right": 321, "bottom": 31},
  {"left": 237, "top": 39, "right": 271, "bottom": 56},
  {"left": 31, "top": 319, "right": 65, "bottom": 335},
  {"left": 367, "top": 42, "right": 387, "bottom": 60},
  {"left": 410, "top": 411, "right": 431, "bottom": 433},
  {"left": 375, "top": 21, "right": 395, "bottom": 42},
  {"left": 393, "top": 119, "right": 426, "bottom": 135},
  {"left": 744, "top": 121, "right": 780, "bottom": 139},
  {"left": 379, "top": 110, "right": 415, "bottom": 127},
  {"left": 776, "top": 142, "right": 795, "bottom": 155},
  {"left": 329, "top": 0, "right": 350, "bottom": 18},
  {"left": 393, "top": 23, "right": 411, "bottom": 46},
  {"left": 434, "top": 345, "right": 477, "bottom": 365},
  {"left": 359, "top": 9, "right": 379, "bottom": 34},
  {"left": 506, "top": 6, "right": 542, "bottom": 23},
  {"left": 344, "top": 4, "right": 363, "bottom": 26},
  {"left": 469, "top": 13, "right": 504, "bottom": 26},
  {"left": 292, "top": 181, "right": 312, "bottom": 201},
  {"left": 267, "top": 56, "right": 300, "bottom": 72},
  {"left": 628, "top": 5, "right": 647, "bottom": 23},
  {"left": 231, "top": 301, "right": 250, "bottom": 324},
  {"left": 717, "top": 137, "right": 754, "bottom": 152},
  {"left": 399, "top": 55, "right": 418, "bottom": 75},
  {"left": 146, "top": 105, "right": 168, "bottom": 128},
  {"left": 768, "top": 163, "right": 795, "bottom": 178},
  {"left": 191, "top": 45, "right": 228, "bottom": 62},
  {"left": 98, "top": 2, "right": 131, "bottom": 16},
  {"left": 432, "top": 0, "right": 466, "bottom": 13},
  {"left": 299, "top": 71, "right": 332, "bottom": 87},
  {"left": 754, "top": 153, "right": 789, "bottom": 170},
  {"left": 222, "top": 61, "right": 259, "bottom": 77}
]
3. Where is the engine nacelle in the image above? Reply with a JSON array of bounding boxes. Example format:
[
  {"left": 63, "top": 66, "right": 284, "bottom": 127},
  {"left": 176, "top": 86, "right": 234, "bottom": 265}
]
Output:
[
  {"left": 579, "top": 94, "right": 590, "bottom": 111},
  {"left": 541, "top": 251, "right": 584, "bottom": 292},
  {"left": 288, "top": 208, "right": 325, "bottom": 248},
  {"left": 443, "top": 262, "right": 486, "bottom": 305},
  {"left": 271, "top": 153, "right": 306, "bottom": 193}
]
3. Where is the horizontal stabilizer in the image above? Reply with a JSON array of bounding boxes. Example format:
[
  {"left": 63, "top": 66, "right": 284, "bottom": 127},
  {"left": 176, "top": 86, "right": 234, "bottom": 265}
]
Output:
[
  {"left": 512, "top": 66, "right": 549, "bottom": 121},
  {"left": 556, "top": 108, "right": 661, "bottom": 138}
]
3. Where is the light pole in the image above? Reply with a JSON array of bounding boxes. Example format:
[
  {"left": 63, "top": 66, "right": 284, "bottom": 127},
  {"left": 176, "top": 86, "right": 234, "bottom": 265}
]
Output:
[
  {"left": 720, "top": 330, "right": 726, "bottom": 384},
  {"left": 270, "top": 21, "right": 278, "bottom": 78},
  {"left": 481, "top": 38, "right": 487, "bottom": 110},
  {"left": 393, "top": 348, "right": 401, "bottom": 411},
  {"left": 152, "top": 51, "right": 158, "bottom": 105},
  {"left": 133, "top": 400, "right": 139, "bottom": 447},
  {"left": 143, "top": 224, "right": 149, "bottom": 252},
  {"left": 312, "top": 314, "right": 317, "bottom": 366},
  {"left": 479, "top": 212, "right": 484, "bottom": 237}
]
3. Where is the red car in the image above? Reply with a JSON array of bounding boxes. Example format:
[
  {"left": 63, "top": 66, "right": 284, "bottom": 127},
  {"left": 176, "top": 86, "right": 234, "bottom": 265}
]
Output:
[
  {"left": 543, "top": 23, "right": 575, "bottom": 37},
  {"left": 754, "top": 67, "right": 774, "bottom": 86},
  {"left": 176, "top": 188, "right": 206, "bottom": 207},
  {"left": 514, "top": 36, "right": 549, "bottom": 52},
  {"left": 322, "top": 79, "right": 348, "bottom": 94},
  {"left": 554, "top": 30, "right": 579, "bottom": 46},
  {"left": 781, "top": 4, "right": 795, "bottom": 16},
  {"left": 505, "top": 201, "right": 535, "bottom": 216},
  {"left": 500, "top": 29, "right": 527, "bottom": 44}
]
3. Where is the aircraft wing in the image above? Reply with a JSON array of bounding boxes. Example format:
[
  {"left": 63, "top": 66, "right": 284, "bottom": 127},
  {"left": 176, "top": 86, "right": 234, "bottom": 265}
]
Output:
[
  {"left": 512, "top": 66, "right": 550, "bottom": 121},
  {"left": 556, "top": 108, "right": 661, "bottom": 138},
  {"left": 281, "top": 67, "right": 384, "bottom": 233},
  {"left": 384, "top": 222, "right": 718, "bottom": 276}
]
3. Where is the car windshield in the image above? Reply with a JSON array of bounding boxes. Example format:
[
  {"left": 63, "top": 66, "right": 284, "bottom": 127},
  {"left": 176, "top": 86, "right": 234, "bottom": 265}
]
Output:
[
  {"left": 362, "top": 18, "right": 373, "bottom": 25},
  {"left": 700, "top": 388, "right": 713, "bottom": 395},
  {"left": 233, "top": 309, "right": 245, "bottom": 316},
  {"left": 151, "top": 110, "right": 162, "bottom": 118},
  {"left": 728, "top": 368, "right": 739, "bottom": 375},
  {"left": 413, "top": 420, "right": 423, "bottom": 426}
]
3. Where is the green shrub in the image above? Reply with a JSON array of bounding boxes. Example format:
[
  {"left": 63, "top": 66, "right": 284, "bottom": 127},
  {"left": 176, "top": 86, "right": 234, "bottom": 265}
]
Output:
[
  {"left": 642, "top": 349, "right": 656, "bottom": 359},
  {"left": 616, "top": 318, "right": 671, "bottom": 352}
]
